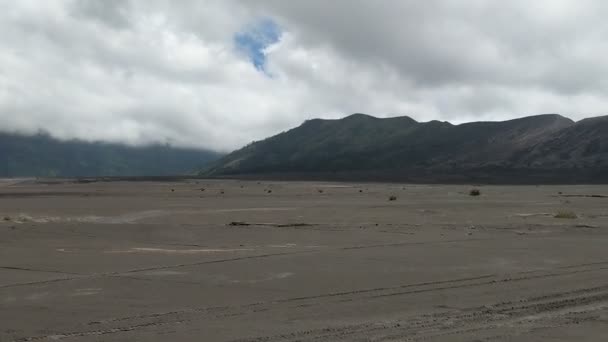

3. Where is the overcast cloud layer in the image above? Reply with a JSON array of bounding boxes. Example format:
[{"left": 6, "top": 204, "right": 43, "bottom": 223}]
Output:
[{"left": 1, "top": 0, "right": 607, "bottom": 152}]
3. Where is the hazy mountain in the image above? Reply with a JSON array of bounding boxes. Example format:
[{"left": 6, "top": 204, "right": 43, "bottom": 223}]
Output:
[
  {"left": 203, "top": 113, "right": 608, "bottom": 183},
  {"left": 0, "top": 132, "right": 221, "bottom": 177}
]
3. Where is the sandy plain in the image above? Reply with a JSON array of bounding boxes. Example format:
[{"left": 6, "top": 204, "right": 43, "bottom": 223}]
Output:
[{"left": 1, "top": 179, "right": 607, "bottom": 341}]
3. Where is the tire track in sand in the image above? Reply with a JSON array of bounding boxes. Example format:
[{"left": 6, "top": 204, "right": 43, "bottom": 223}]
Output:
[{"left": 11, "top": 261, "right": 608, "bottom": 341}]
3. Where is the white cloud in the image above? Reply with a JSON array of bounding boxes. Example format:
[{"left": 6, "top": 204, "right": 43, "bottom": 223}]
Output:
[{"left": 1, "top": 0, "right": 607, "bottom": 152}]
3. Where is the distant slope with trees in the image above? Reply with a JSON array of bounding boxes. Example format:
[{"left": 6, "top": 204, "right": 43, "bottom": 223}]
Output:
[{"left": 0, "top": 132, "right": 221, "bottom": 177}]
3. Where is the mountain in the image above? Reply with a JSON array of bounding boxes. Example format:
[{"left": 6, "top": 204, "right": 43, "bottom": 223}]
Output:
[
  {"left": 0, "top": 132, "right": 221, "bottom": 177},
  {"left": 517, "top": 116, "right": 608, "bottom": 168},
  {"left": 203, "top": 113, "right": 608, "bottom": 183}
]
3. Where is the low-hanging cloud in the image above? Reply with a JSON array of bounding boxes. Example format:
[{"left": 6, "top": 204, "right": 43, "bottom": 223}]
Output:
[{"left": 1, "top": 0, "right": 607, "bottom": 152}]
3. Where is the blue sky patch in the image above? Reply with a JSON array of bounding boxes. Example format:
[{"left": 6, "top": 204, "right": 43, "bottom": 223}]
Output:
[{"left": 234, "top": 18, "right": 281, "bottom": 73}]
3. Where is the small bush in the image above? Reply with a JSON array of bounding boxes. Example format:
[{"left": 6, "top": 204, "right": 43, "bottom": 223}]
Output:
[
  {"left": 3, "top": 216, "right": 10, "bottom": 221},
  {"left": 389, "top": 195, "right": 397, "bottom": 201},
  {"left": 317, "top": 189, "right": 324, "bottom": 193},
  {"left": 229, "top": 221, "right": 250, "bottom": 226},
  {"left": 555, "top": 210, "right": 577, "bottom": 219},
  {"left": 469, "top": 189, "right": 481, "bottom": 196}
]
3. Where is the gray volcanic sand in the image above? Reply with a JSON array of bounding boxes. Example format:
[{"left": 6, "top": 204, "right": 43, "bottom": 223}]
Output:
[{"left": 1, "top": 179, "right": 607, "bottom": 341}]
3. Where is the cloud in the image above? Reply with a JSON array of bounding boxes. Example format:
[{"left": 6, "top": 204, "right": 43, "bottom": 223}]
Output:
[
  {"left": 0, "top": 1, "right": 607, "bottom": 152},
  {"left": 70, "top": 0, "right": 131, "bottom": 29}
]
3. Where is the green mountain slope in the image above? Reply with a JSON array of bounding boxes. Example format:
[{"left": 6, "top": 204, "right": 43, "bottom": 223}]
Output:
[
  {"left": 516, "top": 116, "right": 608, "bottom": 168},
  {"left": 0, "top": 132, "right": 221, "bottom": 177},
  {"left": 204, "top": 113, "right": 584, "bottom": 179}
]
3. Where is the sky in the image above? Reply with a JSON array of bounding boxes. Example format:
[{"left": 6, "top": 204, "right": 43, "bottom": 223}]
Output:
[{"left": 1, "top": 0, "right": 607, "bottom": 152}]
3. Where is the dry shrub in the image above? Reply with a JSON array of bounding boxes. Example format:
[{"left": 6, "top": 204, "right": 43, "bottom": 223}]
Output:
[{"left": 554, "top": 210, "right": 577, "bottom": 219}]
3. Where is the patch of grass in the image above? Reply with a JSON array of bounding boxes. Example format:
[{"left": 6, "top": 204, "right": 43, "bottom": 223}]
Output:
[
  {"left": 554, "top": 210, "right": 577, "bottom": 219},
  {"left": 469, "top": 189, "right": 481, "bottom": 196}
]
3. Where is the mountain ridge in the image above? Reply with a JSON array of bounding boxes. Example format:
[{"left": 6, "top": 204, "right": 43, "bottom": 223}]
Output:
[{"left": 203, "top": 113, "right": 608, "bottom": 183}]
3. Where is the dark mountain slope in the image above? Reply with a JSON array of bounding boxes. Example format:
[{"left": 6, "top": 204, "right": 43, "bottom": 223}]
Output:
[
  {"left": 0, "top": 132, "right": 221, "bottom": 177},
  {"left": 516, "top": 115, "right": 608, "bottom": 168},
  {"left": 205, "top": 113, "right": 442, "bottom": 174},
  {"left": 204, "top": 113, "right": 579, "bottom": 181}
]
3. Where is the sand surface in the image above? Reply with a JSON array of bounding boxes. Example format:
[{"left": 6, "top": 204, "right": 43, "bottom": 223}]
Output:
[{"left": 1, "top": 179, "right": 607, "bottom": 341}]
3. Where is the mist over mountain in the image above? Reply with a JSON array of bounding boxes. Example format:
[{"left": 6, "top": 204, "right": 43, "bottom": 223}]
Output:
[
  {"left": 0, "top": 132, "right": 221, "bottom": 177},
  {"left": 204, "top": 113, "right": 608, "bottom": 183}
]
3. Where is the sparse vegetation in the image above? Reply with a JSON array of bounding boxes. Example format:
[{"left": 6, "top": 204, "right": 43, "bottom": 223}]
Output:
[
  {"left": 554, "top": 210, "right": 577, "bottom": 219},
  {"left": 389, "top": 195, "right": 397, "bottom": 201},
  {"left": 469, "top": 189, "right": 481, "bottom": 196},
  {"left": 317, "top": 189, "right": 324, "bottom": 193},
  {"left": 3, "top": 216, "right": 10, "bottom": 221}
]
